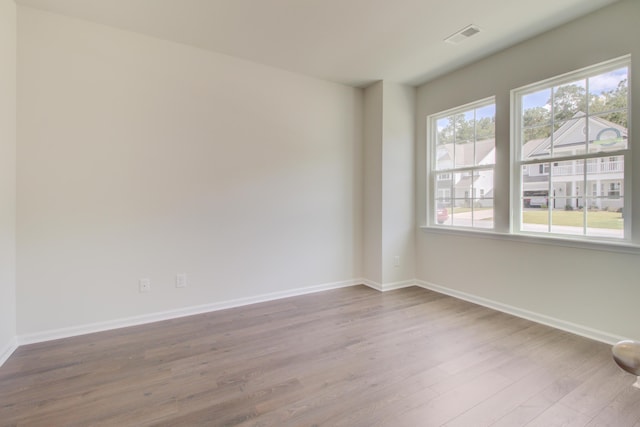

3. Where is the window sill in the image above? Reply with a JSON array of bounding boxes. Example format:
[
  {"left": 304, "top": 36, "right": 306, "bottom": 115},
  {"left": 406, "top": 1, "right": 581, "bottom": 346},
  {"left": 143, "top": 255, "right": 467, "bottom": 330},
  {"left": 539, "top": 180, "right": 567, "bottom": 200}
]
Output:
[{"left": 420, "top": 225, "right": 640, "bottom": 255}]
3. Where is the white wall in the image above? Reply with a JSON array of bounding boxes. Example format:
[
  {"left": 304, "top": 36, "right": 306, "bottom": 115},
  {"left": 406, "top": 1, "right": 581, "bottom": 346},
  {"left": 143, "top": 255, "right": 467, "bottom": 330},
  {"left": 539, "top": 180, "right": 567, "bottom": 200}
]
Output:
[
  {"left": 416, "top": 0, "right": 640, "bottom": 341},
  {"left": 381, "top": 82, "right": 415, "bottom": 285},
  {"left": 362, "top": 81, "right": 416, "bottom": 288},
  {"left": 363, "top": 82, "right": 383, "bottom": 284},
  {"left": 17, "top": 7, "right": 363, "bottom": 336},
  {"left": 0, "top": 0, "right": 17, "bottom": 363}
]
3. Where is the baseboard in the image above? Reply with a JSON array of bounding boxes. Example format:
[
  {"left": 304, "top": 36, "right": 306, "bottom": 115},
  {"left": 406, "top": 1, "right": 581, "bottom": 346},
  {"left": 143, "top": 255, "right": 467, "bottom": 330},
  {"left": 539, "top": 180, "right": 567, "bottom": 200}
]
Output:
[
  {"left": 0, "top": 336, "right": 18, "bottom": 368},
  {"left": 13, "top": 277, "right": 624, "bottom": 350},
  {"left": 416, "top": 279, "right": 626, "bottom": 345},
  {"left": 361, "top": 279, "right": 416, "bottom": 292},
  {"left": 382, "top": 279, "right": 417, "bottom": 291},
  {"left": 17, "top": 278, "right": 360, "bottom": 346},
  {"left": 361, "top": 279, "right": 383, "bottom": 291}
]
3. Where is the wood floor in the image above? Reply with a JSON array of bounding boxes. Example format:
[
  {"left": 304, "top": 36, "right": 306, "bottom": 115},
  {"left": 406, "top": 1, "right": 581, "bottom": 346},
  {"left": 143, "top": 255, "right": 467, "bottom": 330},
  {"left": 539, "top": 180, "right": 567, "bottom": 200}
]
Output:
[{"left": 1, "top": 285, "right": 638, "bottom": 426}]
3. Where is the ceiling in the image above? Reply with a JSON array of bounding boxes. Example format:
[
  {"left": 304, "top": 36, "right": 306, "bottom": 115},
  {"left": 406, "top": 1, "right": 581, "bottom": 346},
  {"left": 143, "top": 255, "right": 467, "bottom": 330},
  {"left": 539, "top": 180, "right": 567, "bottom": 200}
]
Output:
[{"left": 16, "top": 0, "right": 619, "bottom": 87}]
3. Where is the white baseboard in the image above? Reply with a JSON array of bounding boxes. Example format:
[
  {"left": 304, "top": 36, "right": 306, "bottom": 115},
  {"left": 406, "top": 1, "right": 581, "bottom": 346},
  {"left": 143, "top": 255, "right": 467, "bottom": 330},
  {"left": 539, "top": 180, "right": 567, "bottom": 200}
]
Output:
[
  {"left": 361, "top": 278, "right": 416, "bottom": 292},
  {"left": 0, "top": 336, "right": 18, "bottom": 368},
  {"left": 382, "top": 279, "right": 417, "bottom": 291},
  {"left": 17, "top": 279, "right": 360, "bottom": 346},
  {"left": 361, "top": 279, "right": 382, "bottom": 291},
  {"left": 416, "top": 279, "right": 626, "bottom": 345},
  {"left": 11, "top": 277, "right": 625, "bottom": 353}
]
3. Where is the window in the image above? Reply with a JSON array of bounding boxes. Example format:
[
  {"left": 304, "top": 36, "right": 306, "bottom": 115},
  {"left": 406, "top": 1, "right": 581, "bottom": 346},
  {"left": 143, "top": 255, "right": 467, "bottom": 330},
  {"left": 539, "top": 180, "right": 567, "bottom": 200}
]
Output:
[
  {"left": 513, "top": 56, "right": 629, "bottom": 240},
  {"left": 429, "top": 98, "right": 496, "bottom": 229},
  {"left": 609, "top": 182, "right": 621, "bottom": 199}
]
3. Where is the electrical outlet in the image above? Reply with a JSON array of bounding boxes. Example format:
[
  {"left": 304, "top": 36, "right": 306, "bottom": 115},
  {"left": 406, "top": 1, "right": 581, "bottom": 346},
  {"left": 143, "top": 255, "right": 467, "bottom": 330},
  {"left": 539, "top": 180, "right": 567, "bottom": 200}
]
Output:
[
  {"left": 139, "top": 278, "right": 151, "bottom": 293},
  {"left": 176, "top": 273, "right": 187, "bottom": 288},
  {"left": 394, "top": 256, "right": 400, "bottom": 267}
]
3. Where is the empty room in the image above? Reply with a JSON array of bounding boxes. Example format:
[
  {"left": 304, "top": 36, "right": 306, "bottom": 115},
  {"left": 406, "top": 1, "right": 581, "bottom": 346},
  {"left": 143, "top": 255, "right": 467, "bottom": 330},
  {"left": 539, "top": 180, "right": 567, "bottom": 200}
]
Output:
[{"left": 1, "top": 0, "right": 640, "bottom": 425}]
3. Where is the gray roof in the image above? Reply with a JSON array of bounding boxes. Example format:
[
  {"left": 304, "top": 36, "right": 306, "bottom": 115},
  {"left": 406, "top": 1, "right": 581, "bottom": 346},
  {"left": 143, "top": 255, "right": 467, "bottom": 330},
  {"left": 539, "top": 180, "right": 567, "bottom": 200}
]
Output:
[
  {"left": 524, "top": 113, "right": 627, "bottom": 160},
  {"left": 438, "top": 138, "right": 495, "bottom": 167}
]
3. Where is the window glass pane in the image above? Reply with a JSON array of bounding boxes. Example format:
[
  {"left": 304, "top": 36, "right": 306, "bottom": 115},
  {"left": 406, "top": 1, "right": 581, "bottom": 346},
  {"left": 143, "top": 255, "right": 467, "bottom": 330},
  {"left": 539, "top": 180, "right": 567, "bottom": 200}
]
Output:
[
  {"left": 586, "top": 198, "right": 623, "bottom": 238},
  {"left": 473, "top": 169, "right": 494, "bottom": 200},
  {"left": 522, "top": 125, "right": 552, "bottom": 161},
  {"left": 450, "top": 201, "right": 470, "bottom": 227},
  {"left": 476, "top": 104, "right": 496, "bottom": 165},
  {"left": 585, "top": 155, "right": 623, "bottom": 202},
  {"left": 608, "top": 180, "right": 623, "bottom": 198},
  {"left": 455, "top": 139, "right": 474, "bottom": 168},
  {"left": 550, "top": 198, "right": 583, "bottom": 235},
  {"left": 522, "top": 204, "right": 549, "bottom": 233},
  {"left": 435, "top": 173, "right": 452, "bottom": 200},
  {"left": 551, "top": 160, "right": 578, "bottom": 211},
  {"left": 436, "top": 117, "right": 455, "bottom": 145},
  {"left": 588, "top": 112, "right": 628, "bottom": 153},
  {"left": 452, "top": 110, "right": 474, "bottom": 168},
  {"left": 588, "top": 67, "right": 628, "bottom": 114},
  {"left": 449, "top": 172, "right": 468, "bottom": 227},
  {"left": 436, "top": 116, "right": 454, "bottom": 171},
  {"left": 551, "top": 118, "right": 587, "bottom": 157},
  {"left": 435, "top": 145, "right": 451, "bottom": 171},
  {"left": 455, "top": 111, "right": 474, "bottom": 143},
  {"left": 553, "top": 79, "right": 587, "bottom": 122},
  {"left": 522, "top": 89, "right": 552, "bottom": 127},
  {"left": 472, "top": 200, "right": 493, "bottom": 229},
  {"left": 434, "top": 200, "right": 451, "bottom": 226},
  {"left": 522, "top": 161, "right": 549, "bottom": 208},
  {"left": 522, "top": 161, "right": 549, "bottom": 232}
]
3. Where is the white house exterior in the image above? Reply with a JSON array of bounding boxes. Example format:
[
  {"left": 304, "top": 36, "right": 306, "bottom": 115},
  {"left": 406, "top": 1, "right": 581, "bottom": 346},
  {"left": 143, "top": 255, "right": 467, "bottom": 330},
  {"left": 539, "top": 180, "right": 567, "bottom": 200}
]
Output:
[
  {"left": 521, "top": 113, "right": 626, "bottom": 211},
  {"left": 435, "top": 138, "right": 495, "bottom": 208}
]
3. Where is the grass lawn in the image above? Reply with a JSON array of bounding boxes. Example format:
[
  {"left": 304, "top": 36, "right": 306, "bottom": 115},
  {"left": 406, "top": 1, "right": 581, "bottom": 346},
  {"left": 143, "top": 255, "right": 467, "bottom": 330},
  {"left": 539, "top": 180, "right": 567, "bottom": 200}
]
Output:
[{"left": 523, "top": 209, "right": 623, "bottom": 229}]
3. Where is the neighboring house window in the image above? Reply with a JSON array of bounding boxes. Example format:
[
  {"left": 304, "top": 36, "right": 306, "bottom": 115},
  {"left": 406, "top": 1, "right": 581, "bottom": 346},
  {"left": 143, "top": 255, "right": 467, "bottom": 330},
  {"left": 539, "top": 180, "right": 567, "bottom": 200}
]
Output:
[
  {"left": 609, "top": 182, "right": 621, "bottom": 199},
  {"left": 513, "top": 56, "right": 629, "bottom": 240},
  {"left": 429, "top": 97, "right": 496, "bottom": 229}
]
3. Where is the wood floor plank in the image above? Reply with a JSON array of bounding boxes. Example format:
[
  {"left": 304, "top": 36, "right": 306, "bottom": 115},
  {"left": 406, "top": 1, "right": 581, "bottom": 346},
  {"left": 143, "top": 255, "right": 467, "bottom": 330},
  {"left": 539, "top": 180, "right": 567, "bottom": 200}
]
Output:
[
  {"left": 586, "top": 385, "right": 640, "bottom": 427},
  {"left": 0, "top": 285, "right": 636, "bottom": 427}
]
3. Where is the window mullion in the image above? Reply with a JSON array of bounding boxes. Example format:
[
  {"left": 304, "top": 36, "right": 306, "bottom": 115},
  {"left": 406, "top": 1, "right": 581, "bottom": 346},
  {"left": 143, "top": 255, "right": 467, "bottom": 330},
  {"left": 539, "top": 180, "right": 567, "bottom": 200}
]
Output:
[{"left": 548, "top": 161, "right": 552, "bottom": 232}]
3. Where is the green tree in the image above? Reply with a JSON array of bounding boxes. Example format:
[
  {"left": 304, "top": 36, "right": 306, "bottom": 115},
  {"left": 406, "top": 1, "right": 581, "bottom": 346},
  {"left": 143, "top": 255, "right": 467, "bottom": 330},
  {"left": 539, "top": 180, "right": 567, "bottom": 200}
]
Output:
[
  {"left": 437, "top": 113, "right": 495, "bottom": 144},
  {"left": 552, "top": 84, "right": 586, "bottom": 122},
  {"left": 590, "top": 78, "right": 627, "bottom": 128},
  {"left": 475, "top": 117, "right": 495, "bottom": 140},
  {"left": 522, "top": 106, "right": 551, "bottom": 139}
]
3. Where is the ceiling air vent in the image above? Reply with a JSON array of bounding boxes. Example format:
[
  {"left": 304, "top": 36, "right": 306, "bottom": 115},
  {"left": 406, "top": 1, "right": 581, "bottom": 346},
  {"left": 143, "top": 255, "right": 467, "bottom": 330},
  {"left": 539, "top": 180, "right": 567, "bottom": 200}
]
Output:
[{"left": 444, "top": 24, "right": 481, "bottom": 45}]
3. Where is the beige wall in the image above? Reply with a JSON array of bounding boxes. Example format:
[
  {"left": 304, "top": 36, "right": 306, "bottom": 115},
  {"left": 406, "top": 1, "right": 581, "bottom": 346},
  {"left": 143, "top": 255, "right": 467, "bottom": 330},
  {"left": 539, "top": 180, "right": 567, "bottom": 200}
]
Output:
[
  {"left": 381, "top": 82, "right": 415, "bottom": 285},
  {"left": 416, "top": 0, "right": 640, "bottom": 340},
  {"left": 363, "top": 81, "right": 416, "bottom": 288},
  {"left": 0, "top": 0, "right": 17, "bottom": 362},
  {"left": 17, "top": 7, "right": 363, "bottom": 335},
  {"left": 363, "top": 82, "right": 383, "bottom": 284}
]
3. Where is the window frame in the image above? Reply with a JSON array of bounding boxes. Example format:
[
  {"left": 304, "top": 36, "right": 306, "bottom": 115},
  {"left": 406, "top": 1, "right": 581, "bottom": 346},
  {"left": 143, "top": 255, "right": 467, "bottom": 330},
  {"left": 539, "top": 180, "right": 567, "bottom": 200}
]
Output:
[
  {"left": 510, "top": 55, "right": 631, "bottom": 242},
  {"left": 427, "top": 96, "right": 496, "bottom": 230}
]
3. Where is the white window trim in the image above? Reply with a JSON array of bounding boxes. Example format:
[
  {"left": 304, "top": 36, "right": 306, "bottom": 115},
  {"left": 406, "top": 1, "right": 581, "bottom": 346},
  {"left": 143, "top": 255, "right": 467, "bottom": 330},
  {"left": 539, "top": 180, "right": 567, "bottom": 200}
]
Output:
[{"left": 510, "top": 55, "right": 631, "bottom": 244}]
